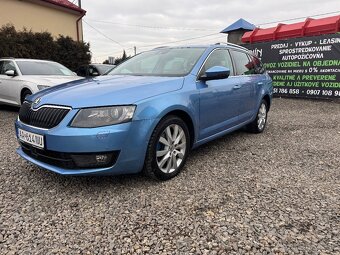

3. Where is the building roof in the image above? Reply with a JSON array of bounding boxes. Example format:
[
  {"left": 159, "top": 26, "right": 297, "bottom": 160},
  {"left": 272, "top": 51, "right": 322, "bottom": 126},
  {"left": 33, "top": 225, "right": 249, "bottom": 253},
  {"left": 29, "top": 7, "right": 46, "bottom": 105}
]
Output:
[
  {"left": 242, "top": 15, "right": 340, "bottom": 43},
  {"left": 220, "top": 18, "right": 256, "bottom": 33},
  {"left": 42, "top": 0, "right": 85, "bottom": 14}
]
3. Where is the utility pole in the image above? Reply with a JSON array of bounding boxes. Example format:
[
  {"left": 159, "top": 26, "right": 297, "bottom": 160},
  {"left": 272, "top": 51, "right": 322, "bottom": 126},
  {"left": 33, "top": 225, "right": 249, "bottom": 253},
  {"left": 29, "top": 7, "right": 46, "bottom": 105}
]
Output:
[
  {"left": 134, "top": 46, "right": 137, "bottom": 55},
  {"left": 78, "top": 0, "right": 82, "bottom": 8}
]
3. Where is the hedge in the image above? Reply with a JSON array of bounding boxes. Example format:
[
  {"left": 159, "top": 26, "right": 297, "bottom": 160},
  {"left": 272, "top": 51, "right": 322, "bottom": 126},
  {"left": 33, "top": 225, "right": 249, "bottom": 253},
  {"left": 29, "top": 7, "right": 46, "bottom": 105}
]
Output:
[{"left": 0, "top": 24, "right": 91, "bottom": 71}]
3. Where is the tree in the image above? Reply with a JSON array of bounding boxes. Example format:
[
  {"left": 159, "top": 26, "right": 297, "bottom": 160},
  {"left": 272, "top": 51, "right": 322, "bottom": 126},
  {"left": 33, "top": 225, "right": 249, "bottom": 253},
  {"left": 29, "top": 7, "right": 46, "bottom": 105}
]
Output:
[
  {"left": 54, "top": 36, "right": 91, "bottom": 71},
  {"left": 122, "top": 50, "right": 127, "bottom": 61},
  {"left": 0, "top": 24, "right": 91, "bottom": 71},
  {"left": 114, "top": 50, "right": 130, "bottom": 65}
]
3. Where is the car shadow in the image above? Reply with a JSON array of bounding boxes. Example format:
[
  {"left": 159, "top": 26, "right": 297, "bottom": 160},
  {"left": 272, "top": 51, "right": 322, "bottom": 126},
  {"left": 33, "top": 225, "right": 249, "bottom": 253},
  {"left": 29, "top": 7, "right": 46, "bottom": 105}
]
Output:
[
  {"left": 28, "top": 164, "right": 162, "bottom": 191},
  {"left": 0, "top": 104, "right": 20, "bottom": 112}
]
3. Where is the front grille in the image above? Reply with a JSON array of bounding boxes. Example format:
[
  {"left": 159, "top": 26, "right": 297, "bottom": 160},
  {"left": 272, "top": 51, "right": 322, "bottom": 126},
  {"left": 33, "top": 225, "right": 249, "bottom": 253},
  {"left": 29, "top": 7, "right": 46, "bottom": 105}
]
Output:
[
  {"left": 19, "top": 102, "right": 70, "bottom": 129},
  {"left": 20, "top": 143, "right": 119, "bottom": 170}
]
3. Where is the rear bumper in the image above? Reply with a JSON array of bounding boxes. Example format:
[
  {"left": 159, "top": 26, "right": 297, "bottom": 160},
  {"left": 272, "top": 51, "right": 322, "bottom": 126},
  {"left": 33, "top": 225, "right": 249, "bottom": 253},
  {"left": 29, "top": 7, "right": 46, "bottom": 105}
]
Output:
[{"left": 15, "top": 118, "right": 156, "bottom": 175}]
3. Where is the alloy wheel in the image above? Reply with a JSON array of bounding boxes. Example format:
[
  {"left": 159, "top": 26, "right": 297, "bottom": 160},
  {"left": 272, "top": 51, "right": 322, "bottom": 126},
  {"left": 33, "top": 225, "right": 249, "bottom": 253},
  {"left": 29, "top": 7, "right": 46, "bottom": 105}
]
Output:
[
  {"left": 156, "top": 124, "right": 186, "bottom": 174},
  {"left": 257, "top": 103, "right": 267, "bottom": 131}
]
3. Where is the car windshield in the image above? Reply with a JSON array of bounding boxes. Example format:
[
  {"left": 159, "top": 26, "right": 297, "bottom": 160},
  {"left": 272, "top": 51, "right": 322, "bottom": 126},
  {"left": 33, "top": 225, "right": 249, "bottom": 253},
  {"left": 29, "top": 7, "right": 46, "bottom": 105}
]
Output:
[
  {"left": 16, "top": 61, "right": 74, "bottom": 76},
  {"left": 108, "top": 47, "right": 206, "bottom": 77}
]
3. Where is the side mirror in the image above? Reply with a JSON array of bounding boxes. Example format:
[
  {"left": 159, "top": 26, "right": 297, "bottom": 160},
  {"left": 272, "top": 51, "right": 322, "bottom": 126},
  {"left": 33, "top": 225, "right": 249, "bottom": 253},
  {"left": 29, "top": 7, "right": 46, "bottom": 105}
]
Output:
[
  {"left": 200, "top": 66, "right": 230, "bottom": 81},
  {"left": 92, "top": 72, "right": 99, "bottom": 76},
  {"left": 5, "top": 70, "right": 15, "bottom": 76}
]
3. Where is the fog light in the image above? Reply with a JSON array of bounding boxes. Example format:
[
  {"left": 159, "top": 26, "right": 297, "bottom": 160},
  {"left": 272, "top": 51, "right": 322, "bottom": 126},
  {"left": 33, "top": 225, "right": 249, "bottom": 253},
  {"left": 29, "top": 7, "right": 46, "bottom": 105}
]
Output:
[{"left": 70, "top": 151, "right": 119, "bottom": 169}]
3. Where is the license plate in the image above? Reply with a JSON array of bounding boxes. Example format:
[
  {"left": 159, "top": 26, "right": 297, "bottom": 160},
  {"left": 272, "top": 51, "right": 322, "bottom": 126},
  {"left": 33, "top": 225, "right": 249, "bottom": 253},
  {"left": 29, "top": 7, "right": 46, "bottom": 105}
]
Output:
[{"left": 18, "top": 129, "right": 44, "bottom": 149}]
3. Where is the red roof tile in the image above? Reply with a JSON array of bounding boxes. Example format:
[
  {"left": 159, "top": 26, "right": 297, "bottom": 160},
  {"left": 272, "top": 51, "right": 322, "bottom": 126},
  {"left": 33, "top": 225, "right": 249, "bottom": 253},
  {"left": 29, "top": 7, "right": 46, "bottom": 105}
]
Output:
[{"left": 42, "top": 0, "right": 86, "bottom": 14}]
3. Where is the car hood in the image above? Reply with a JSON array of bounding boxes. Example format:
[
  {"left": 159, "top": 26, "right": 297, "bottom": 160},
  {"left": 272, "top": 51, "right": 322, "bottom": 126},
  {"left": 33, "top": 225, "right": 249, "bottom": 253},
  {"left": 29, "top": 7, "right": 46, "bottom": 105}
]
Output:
[
  {"left": 29, "top": 75, "right": 184, "bottom": 108},
  {"left": 21, "top": 75, "right": 83, "bottom": 86}
]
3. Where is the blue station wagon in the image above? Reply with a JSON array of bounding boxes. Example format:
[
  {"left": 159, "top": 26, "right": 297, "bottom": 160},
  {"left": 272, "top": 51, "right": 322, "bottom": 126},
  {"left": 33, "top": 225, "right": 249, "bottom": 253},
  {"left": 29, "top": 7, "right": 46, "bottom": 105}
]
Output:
[{"left": 15, "top": 43, "right": 273, "bottom": 180}]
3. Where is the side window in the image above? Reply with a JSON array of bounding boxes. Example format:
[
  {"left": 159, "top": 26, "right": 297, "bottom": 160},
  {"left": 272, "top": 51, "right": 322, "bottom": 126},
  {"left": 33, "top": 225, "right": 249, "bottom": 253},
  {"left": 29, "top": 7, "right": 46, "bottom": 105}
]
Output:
[
  {"left": 200, "top": 49, "right": 234, "bottom": 76},
  {"left": 230, "top": 50, "right": 255, "bottom": 75},
  {"left": 1, "top": 61, "right": 16, "bottom": 75}
]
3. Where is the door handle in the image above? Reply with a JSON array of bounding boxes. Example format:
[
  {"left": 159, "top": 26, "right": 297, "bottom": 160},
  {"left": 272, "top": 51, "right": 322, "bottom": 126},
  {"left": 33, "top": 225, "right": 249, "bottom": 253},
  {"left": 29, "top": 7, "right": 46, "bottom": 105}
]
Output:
[
  {"left": 257, "top": 82, "right": 264, "bottom": 85},
  {"left": 233, "top": 84, "right": 241, "bottom": 90}
]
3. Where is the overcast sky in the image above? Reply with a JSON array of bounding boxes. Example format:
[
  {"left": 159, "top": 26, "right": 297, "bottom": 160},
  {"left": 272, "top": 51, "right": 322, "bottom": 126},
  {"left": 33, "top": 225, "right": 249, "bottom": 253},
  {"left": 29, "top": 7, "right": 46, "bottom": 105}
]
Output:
[{"left": 80, "top": 0, "right": 340, "bottom": 63}]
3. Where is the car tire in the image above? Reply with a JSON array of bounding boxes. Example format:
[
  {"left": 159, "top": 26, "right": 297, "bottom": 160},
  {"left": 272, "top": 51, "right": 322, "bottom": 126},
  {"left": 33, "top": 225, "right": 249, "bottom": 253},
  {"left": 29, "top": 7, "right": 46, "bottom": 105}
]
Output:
[
  {"left": 246, "top": 99, "right": 268, "bottom": 133},
  {"left": 143, "top": 115, "right": 190, "bottom": 181},
  {"left": 21, "top": 90, "right": 32, "bottom": 104}
]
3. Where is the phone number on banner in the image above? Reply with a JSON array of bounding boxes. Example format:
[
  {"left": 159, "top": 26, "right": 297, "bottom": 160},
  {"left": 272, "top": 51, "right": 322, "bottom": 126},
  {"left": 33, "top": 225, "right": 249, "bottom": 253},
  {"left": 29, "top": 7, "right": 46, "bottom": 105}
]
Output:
[{"left": 273, "top": 88, "right": 340, "bottom": 97}]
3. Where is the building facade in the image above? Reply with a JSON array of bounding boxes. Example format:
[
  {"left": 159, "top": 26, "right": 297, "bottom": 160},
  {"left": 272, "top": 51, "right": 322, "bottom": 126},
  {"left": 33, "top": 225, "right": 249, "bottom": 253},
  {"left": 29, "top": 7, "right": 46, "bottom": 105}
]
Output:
[{"left": 0, "top": 0, "right": 86, "bottom": 41}]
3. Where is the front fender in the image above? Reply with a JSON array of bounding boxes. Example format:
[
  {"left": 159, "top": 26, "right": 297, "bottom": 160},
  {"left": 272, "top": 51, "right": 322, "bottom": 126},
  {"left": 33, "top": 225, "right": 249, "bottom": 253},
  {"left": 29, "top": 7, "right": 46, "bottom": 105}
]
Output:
[
  {"left": 21, "top": 81, "right": 39, "bottom": 102},
  {"left": 133, "top": 89, "right": 199, "bottom": 144}
]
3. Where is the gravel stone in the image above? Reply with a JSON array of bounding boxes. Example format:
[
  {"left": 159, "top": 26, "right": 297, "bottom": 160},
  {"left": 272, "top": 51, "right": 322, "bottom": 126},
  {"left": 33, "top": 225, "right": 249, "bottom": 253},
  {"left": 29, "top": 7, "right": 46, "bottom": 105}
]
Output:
[{"left": 0, "top": 98, "right": 339, "bottom": 254}]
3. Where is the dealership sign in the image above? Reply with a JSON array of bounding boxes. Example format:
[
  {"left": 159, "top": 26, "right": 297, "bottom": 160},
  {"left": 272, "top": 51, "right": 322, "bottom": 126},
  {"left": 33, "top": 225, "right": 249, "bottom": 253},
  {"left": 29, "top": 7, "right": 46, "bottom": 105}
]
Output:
[{"left": 244, "top": 33, "right": 340, "bottom": 99}]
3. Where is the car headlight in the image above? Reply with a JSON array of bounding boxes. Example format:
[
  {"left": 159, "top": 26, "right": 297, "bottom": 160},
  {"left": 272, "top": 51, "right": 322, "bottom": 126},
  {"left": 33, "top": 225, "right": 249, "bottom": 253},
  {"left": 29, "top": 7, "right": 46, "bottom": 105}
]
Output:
[
  {"left": 70, "top": 105, "right": 136, "bottom": 128},
  {"left": 37, "top": 85, "right": 50, "bottom": 91}
]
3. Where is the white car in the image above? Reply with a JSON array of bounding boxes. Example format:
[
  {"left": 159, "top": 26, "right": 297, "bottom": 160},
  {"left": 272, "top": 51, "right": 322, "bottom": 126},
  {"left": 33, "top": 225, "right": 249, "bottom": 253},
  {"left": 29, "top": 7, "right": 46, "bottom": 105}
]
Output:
[{"left": 0, "top": 58, "right": 83, "bottom": 106}]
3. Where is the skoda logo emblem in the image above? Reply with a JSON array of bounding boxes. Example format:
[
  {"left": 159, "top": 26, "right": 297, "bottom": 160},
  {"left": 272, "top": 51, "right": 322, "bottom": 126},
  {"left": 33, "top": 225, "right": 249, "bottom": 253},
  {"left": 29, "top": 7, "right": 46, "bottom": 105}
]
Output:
[{"left": 32, "top": 97, "right": 41, "bottom": 109}]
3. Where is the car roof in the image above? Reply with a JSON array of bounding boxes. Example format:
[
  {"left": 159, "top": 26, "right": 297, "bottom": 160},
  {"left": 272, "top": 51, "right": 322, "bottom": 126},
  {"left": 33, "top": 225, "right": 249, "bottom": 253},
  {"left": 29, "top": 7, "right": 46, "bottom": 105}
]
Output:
[
  {"left": 154, "top": 42, "right": 246, "bottom": 48},
  {"left": 0, "top": 58, "right": 57, "bottom": 63},
  {"left": 152, "top": 43, "right": 252, "bottom": 54}
]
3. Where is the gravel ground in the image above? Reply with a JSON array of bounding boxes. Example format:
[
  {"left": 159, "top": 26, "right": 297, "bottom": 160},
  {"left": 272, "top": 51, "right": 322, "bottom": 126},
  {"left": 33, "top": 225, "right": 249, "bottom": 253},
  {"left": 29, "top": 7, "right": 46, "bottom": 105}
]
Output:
[{"left": 0, "top": 98, "right": 339, "bottom": 255}]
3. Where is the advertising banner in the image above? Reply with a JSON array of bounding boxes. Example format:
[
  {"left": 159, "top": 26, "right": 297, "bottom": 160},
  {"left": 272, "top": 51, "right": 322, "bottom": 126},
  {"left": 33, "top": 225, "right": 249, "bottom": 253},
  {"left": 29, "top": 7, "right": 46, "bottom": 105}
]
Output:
[{"left": 244, "top": 34, "right": 340, "bottom": 99}]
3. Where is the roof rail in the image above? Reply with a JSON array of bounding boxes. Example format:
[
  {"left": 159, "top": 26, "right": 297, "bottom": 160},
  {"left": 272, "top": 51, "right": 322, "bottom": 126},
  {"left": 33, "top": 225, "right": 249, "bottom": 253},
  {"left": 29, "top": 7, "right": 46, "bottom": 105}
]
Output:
[{"left": 215, "top": 42, "right": 246, "bottom": 50}]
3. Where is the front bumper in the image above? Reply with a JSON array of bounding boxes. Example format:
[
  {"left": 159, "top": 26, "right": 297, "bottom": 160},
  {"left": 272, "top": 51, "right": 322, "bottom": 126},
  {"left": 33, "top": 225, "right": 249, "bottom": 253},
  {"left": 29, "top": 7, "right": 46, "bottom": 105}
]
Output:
[{"left": 15, "top": 117, "right": 156, "bottom": 176}]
